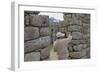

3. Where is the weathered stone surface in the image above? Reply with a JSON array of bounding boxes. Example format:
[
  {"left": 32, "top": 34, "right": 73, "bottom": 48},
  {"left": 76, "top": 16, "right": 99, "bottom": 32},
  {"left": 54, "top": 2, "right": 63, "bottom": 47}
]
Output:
[
  {"left": 68, "top": 25, "right": 81, "bottom": 32},
  {"left": 68, "top": 46, "right": 73, "bottom": 52},
  {"left": 41, "top": 15, "right": 49, "bottom": 24},
  {"left": 73, "top": 44, "right": 83, "bottom": 51},
  {"left": 83, "top": 34, "right": 90, "bottom": 38},
  {"left": 24, "top": 39, "right": 41, "bottom": 53},
  {"left": 40, "top": 47, "right": 50, "bottom": 60},
  {"left": 58, "top": 53, "right": 69, "bottom": 60},
  {"left": 30, "top": 15, "right": 49, "bottom": 26},
  {"left": 83, "top": 44, "right": 87, "bottom": 49},
  {"left": 24, "top": 36, "right": 51, "bottom": 53},
  {"left": 71, "top": 40, "right": 86, "bottom": 45},
  {"left": 40, "top": 27, "right": 50, "bottom": 36},
  {"left": 30, "top": 15, "right": 43, "bottom": 26},
  {"left": 24, "top": 52, "right": 40, "bottom": 61},
  {"left": 69, "top": 52, "right": 81, "bottom": 59},
  {"left": 24, "top": 27, "right": 39, "bottom": 41},
  {"left": 25, "top": 11, "right": 40, "bottom": 15},
  {"left": 72, "top": 14, "right": 80, "bottom": 25},
  {"left": 64, "top": 14, "right": 73, "bottom": 25},
  {"left": 81, "top": 49, "right": 87, "bottom": 57},
  {"left": 24, "top": 15, "right": 29, "bottom": 25},
  {"left": 69, "top": 49, "right": 87, "bottom": 58},
  {"left": 80, "top": 14, "right": 90, "bottom": 24},
  {"left": 86, "top": 48, "right": 90, "bottom": 58},
  {"left": 40, "top": 36, "right": 51, "bottom": 48},
  {"left": 72, "top": 32, "right": 83, "bottom": 40}
]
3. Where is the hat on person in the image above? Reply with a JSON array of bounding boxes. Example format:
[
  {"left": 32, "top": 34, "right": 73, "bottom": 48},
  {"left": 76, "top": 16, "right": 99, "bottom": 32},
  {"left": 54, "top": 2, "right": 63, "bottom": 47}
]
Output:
[{"left": 56, "top": 32, "right": 65, "bottom": 38}]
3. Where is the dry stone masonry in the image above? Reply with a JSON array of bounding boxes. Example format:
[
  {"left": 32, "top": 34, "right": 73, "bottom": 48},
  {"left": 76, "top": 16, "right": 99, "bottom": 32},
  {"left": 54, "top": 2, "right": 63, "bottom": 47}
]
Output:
[
  {"left": 24, "top": 11, "right": 90, "bottom": 61},
  {"left": 24, "top": 11, "right": 51, "bottom": 61},
  {"left": 64, "top": 13, "right": 90, "bottom": 59}
]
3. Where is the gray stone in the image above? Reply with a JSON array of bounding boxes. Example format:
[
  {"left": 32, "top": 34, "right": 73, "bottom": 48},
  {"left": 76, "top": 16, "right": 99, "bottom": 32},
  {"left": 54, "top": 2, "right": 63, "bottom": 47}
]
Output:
[
  {"left": 68, "top": 46, "right": 73, "bottom": 52},
  {"left": 83, "top": 34, "right": 90, "bottom": 39},
  {"left": 73, "top": 44, "right": 83, "bottom": 51},
  {"left": 24, "top": 15, "right": 29, "bottom": 25},
  {"left": 58, "top": 53, "right": 69, "bottom": 60},
  {"left": 41, "top": 15, "right": 49, "bottom": 24},
  {"left": 40, "top": 36, "right": 51, "bottom": 48},
  {"left": 40, "top": 47, "right": 50, "bottom": 60},
  {"left": 24, "top": 36, "right": 51, "bottom": 53},
  {"left": 30, "top": 15, "right": 49, "bottom": 26},
  {"left": 86, "top": 48, "right": 90, "bottom": 58},
  {"left": 68, "top": 25, "right": 81, "bottom": 32},
  {"left": 30, "top": 15, "right": 43, "bottom": 26},
  {"left": 83, "top": 44, "right": 87, "bottom": 49},
  {"left": 72, "top": 32, "right": 83, "bottom": 40},
  {"left": 69, "top": 51, "right": 81, "bottom": 59},
  {"left": 72, "top": 14, "right": 80, "bottom": 25},
  {"left": 24, "top": 39, "right": 42, "bottom": 53},
  {"left": 24, "top": 52, "right": 40, "bottom": 61},
  {"left": 25, "top": 11, "right": 40, "bottom": 15},
  {"left": 40, "top": 27, "right": 50, "bottom": 36},
  {"left": 64, "top": 14, "right": 73, "bottom": 25},
  {"left": 80, "top": 14, "right": 90, "bottom": 24},
  {"left": 71, "top": 40, "right": 86, "bottom": 45},
  {"left": 81, "top": 49, "right": 87, "bottom": 57},
  {"left": 24, "top": 27, "right": 39, "bottom": 41},
  {"left": 69, "top": 49, "right": 87, "bottom": 59}
]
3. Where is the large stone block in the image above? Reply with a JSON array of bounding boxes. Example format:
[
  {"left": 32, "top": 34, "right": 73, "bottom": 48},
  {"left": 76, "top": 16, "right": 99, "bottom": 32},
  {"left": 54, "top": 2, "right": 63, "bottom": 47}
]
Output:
[
  {"left": 68, "top": 25, "right": 81, "bottom": 32},
  {"left": 63, "top": 14, "right": 73, "bottom": 25},
  {"left": 40, "top": 36, "right": 51, "bottom": 48},
  {"left": 24, "top": 27, "right": 39, "bottom": 41},
  {"left": 73, "top": 44, "right": 83, "bottom": 51},
  {"left": 40, "top": 27, "right": 50, "bottom": 36},
  {"left": 80, "top": 14, "right": 90, "bottom": 24},
  {"left": 58, "top": 53, "right": 69, "bottom": 60},
  {"left": 30, "top": 15, "right": 49, "bottom": 26},
  {"left": 40, "top": 47, "right": 50, "bottom": 60},
  {"left": 24, "top": 15, "right": 29, "bottom": 25},
  {"left": 86, "top": 48, "right": 90, "bottom": 58},
  {"left": 72, "top": 14, "right": 80, "bottom": 25},
  {"left": 71, "top": 40, "right": 86, "bottom": 45},
  {"left": 41, "top": 15, "right": 49, "bottom": 24},
  {"left": 72, "top": 32, "right": 83, "bottom": 40},
  {"left": 24, "top": 36, "right": 51, "bottom": 53},
  {"left": 24, "top": 52, "right": 40, "bottom": 61},
  {"left": 69, "top": 51, "right": 81, "bottom": 59},
  {"left": 24, "top": 39, "right": 42, "bottom": 53},
  {"left": 30, "top": 15, "right": 43, "bottom": 26},
  {"left": 69, "top": 49, "right": 87, "bottom": 59}
]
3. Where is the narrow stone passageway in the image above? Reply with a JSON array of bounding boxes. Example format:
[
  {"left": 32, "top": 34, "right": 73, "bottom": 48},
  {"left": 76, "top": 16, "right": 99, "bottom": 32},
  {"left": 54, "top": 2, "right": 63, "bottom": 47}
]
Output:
[{"left": 49, "top": 45, "right": 58, "bottom": 60}]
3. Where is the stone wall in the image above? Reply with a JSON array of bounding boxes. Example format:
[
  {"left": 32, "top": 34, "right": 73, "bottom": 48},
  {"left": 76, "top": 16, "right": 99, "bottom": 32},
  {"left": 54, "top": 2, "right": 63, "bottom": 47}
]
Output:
[
  {"left": 64, "top": 13, "right": 90, "bottom": 59},
  {"left": 24, "top": 11, "right": 51, "bottom": 61}
]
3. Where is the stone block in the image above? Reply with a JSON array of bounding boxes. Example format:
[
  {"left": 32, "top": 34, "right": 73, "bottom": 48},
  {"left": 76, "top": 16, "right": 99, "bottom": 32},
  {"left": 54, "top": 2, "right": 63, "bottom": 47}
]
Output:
[
  {"left": 72, "top": 14, "right": 80, "bottom": 25},
  {"left": 69, "top": 49, "right": 87, "bottom": 59},
  {"left": 40, "top": 47, "right": 50, "bottom": 60},
  {"left": 24, "top": 39, "right": 42, "bottom": 53},
  {"left": 24, "top": 36, "right": 51, "bottom": 53},
  {"left": 72, "top": 32, "right": 83, "bottom": 40},
  {"left": 68, "top": 25, "right": 81, "bottom": 32},
  {"left": 58, "top": 53, "right": 69, "bottom": 60},
  {"left": 24, "top": 52, "right": 40, "bottom": 61},
  {"left": 40, "top": 36, "right": 51, "bottom": 48},
  {"left": 71, "top": 40, "right": 86, "bottom": 45},
  {"left": 30, "top": 15, "right": 43, "bottom": 26},
  {"left": 73, "top": 44, "right": 83, "bottom": 51},
  {"left": 40, "top": 27, "right": 50, "bottom": 36},
  {"left": 24, "top": 27, "right": 39, "bottom": 41},
  {"left": 24, "top": 15, "right": 29, "bottom": 25},
  {"left": 30, "top": 15, "right": 49, "bottom": 26}
]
